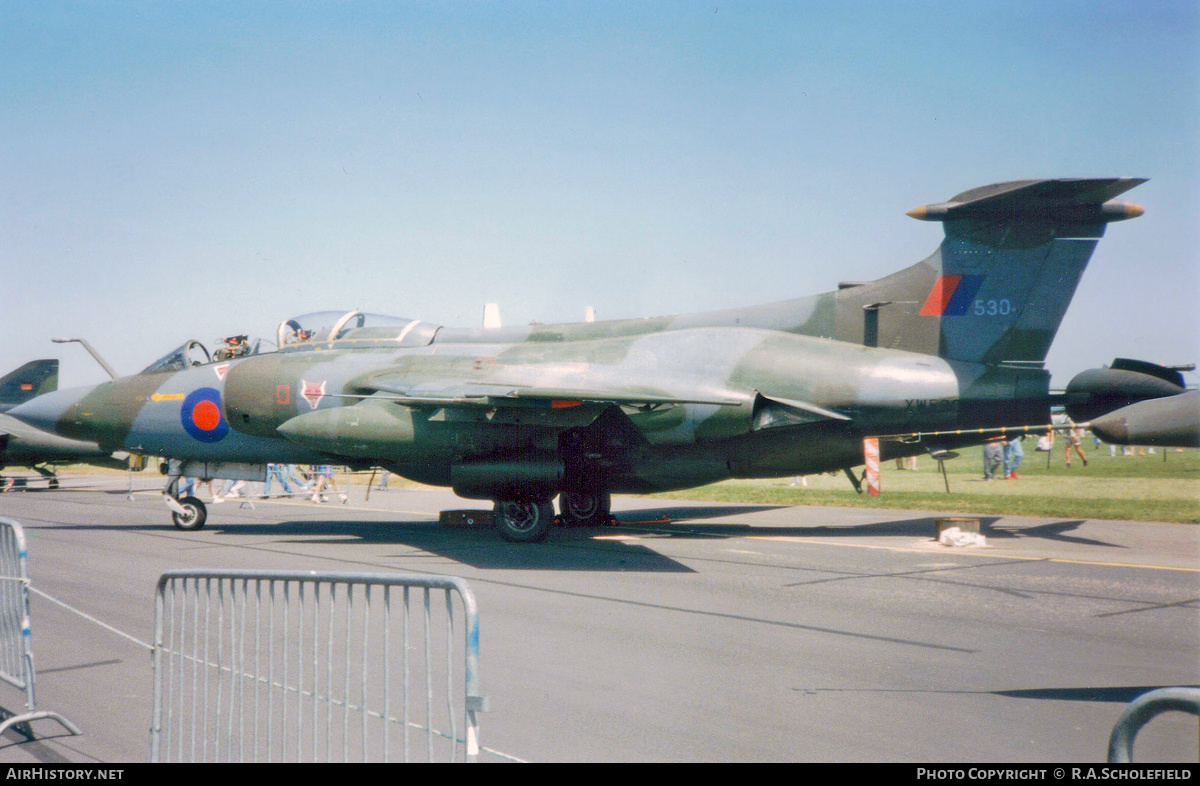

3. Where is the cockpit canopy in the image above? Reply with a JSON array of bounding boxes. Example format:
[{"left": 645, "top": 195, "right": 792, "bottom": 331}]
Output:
[
  {"left": 140, "top": 340, "right": 212, "bottom": 374},
  {"left": 276, "top": 311, "right": 438, "bottom": 348},
  {"left": 139, "top": 311, "right": 436, "bottom": 374},
  {"left": 139, "top": 336, "right": 273, "bottom": 374}
]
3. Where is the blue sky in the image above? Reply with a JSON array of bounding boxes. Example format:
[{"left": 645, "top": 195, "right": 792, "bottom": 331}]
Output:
[{"left": 3, "top": 1, "right": 1197, "bottom": 389}]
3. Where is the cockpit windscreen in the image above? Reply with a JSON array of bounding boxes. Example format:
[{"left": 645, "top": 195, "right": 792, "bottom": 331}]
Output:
[{"left": 140, "top": 340, "right": 212, "bottom": 374}]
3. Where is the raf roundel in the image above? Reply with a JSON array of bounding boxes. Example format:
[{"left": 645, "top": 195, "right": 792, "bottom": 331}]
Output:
[{"left": 181, "top": 387, "right": 230, "bottom": 443}]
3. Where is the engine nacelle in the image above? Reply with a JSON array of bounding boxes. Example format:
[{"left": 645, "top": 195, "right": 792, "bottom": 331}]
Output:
[{"left": 277, "top": 399, "right": 425, "bottom": 460}]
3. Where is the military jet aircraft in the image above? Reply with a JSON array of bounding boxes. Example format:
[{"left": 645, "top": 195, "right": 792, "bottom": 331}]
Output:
[
  {"left": 0, "top": 360, "right": 124, "bottom": 488},
  {"left": 11, "top": 178, "right": 1152, "bottom": 540}
]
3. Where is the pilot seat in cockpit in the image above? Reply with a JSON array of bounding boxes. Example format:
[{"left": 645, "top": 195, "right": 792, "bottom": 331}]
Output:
[{"left": 213, "top": 335, "right": 251, "bottom": 361}]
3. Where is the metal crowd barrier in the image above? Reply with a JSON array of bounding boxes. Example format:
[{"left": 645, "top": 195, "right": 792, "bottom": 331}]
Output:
[
  {"left": 1107, "top": 687, "right": 1200, "bottom": 762},
  {"left": 0, "top": 517, "right": 81, "bottom": 739},
  {"left": 151, "top": 570, "right": 485, "bottom": 762}
]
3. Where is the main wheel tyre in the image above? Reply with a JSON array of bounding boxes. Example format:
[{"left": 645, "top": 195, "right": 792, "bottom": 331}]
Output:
[
  {"left": 494, "top": 500, "right": 554, "bottom": 543},
  {"left": 172, "top": 496, "right": 208, "bottom": 531},
  {"left": 559, "top": 489, "right": 612, "bottom": 527}
]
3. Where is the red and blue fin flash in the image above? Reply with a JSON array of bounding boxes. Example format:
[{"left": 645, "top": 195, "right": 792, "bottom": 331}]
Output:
[{"left": 919, "top": 274, "right": 985, "bottom": 316}]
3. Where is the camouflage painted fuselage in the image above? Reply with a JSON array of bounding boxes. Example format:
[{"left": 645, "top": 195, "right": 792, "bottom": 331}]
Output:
[
  {"left": 12, "top": 177, "right": 1146, "bottom": 501},
  {"left": 22, "top": 312, "right": 1039, "bottom": 497}
]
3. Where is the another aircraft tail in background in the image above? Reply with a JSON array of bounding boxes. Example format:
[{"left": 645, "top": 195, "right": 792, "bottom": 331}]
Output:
[{"left": 0, "top": 360, "right": 58, "bottom": 413}]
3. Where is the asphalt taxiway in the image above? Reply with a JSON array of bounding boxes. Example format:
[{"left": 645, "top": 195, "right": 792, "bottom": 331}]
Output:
[{"left": 0, "top": 475, "right": 1196, "bottom": 762}]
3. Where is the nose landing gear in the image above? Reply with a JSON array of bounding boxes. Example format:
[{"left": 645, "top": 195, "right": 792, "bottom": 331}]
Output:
[
  {"left": 164, "top": 472, "right": 208, "bottom": 530},
  {"left": 167, "top": 495, "right": 208, "bottom": 530}
]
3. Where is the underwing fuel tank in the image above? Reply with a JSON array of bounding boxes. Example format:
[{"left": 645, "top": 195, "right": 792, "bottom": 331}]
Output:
[{"left": 1089, "top": 390, "right": 1200, "bottom": 448}]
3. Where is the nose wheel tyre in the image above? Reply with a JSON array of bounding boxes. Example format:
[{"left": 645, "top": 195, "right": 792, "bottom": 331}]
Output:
[
  {"left": 494, "top": 500, "right": 554, "bottom": 543},
  {"left": 172, "top": 496, "right": 208, "bottom": 531}
]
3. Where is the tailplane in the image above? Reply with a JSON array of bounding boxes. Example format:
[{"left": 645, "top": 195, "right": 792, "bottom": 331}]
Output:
[
  {"left": 834, "top": 178, "right": 1146, "bottom": 364},
  {"left": 0, "top": 360, "right": 59, "bottom": 413}
]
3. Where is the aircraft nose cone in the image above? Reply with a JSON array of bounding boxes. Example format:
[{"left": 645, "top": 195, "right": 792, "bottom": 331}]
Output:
[{"left": 8, "top": 386, "right": 92, "bottom": 436}]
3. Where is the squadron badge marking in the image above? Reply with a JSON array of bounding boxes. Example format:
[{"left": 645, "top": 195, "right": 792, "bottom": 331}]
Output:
[{"left": 301, "top": 380, "right": 327, "bottom": 410}]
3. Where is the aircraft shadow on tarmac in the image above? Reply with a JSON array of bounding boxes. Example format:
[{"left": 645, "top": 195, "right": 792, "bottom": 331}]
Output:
[
  {"left": 44, "top": 501, "right": 1126, "bottom": 573},
  {"left": 201, "top": 518, "right": 700, "bottom": 573},
  {"left": 799, "top": 684, "right": 1200, "bottom": 705},
  {"left": 615, "top": 504, "right": 789, "bottom": 524},
  {"left": 193, "top": 511, "right": 1126, "bottom": 574},
  {"left": 612, "top": 507, "right": 1125, "bottom": 551},
  {"left": 994, "top": 685, "right": 1200, "bottom": 704}
]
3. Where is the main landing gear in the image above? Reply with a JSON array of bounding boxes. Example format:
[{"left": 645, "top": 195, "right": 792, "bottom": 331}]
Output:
[
  {"left": 491, "top": 489, "right": 613, "bottom": 543},
  {"left": 558, "top": 488, "right": 612, "bottom": 528},
  {"left": 492, "top": 500, "right": 555, "bottom": 543}
]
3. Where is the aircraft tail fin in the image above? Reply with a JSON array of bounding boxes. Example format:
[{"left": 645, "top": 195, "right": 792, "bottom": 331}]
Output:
[
  {"left": 0, "top": 360, "right": 59, "bottom": 413},
  {"left": 834, "top": 178, "right": 1146, "bottom": 365}
]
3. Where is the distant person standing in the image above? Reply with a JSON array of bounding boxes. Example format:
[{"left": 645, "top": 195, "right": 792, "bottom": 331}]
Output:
[
  {"left": 262, "top": 463, "right": 293, "bottom": 497},
  {"left": 198, "top": 479, "right": 217, "bottom": 501},
  {"left": 1004, "top": 435, "right": 1025, "bottom": 479},
  {"left": 1064, "top": 426, "right": 1089, "bottom": 468},
  {"left": 982, "top": 437, "right": 1005, "bottom": 480},
  {"left": 311, "top": 465, "right": 347, "bottom": 504},
  {"left": 214, "top": 477, "right": 247, "bottom": 502},
  {"left": 286, "top": 464, "right": 311, "bottom": 491}
]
